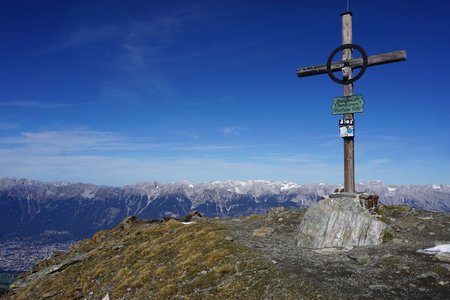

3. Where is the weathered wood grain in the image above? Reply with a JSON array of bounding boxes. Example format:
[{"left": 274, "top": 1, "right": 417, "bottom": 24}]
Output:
[
  {"left": 297, "top": 50, "right": 407, "bottom": 78},
  {"left": 341, "top": 12, "right": 355, "bottom": 193}
]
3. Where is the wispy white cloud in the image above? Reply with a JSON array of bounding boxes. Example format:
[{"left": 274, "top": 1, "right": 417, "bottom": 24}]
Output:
[
  {"left": 0, "top": 128, "right": 343, "bottom": 185},
  {"left": 221, "top": 126, "right": 251, "bottom": 136},
  {"left": 122, "top": 44, "right": 146, "bottom": 68},
  {"left": 182, "top": 95, "right": 236, "bottom": 107},
  {"left": 35, "top": 4, "right": 207, "bottom": 108},
  {"left": 0, "top": 129, "right": 161, "bottom": 154},
  {"left": 356, "top": 158, "right": 450, "bottom": 184},
  {"left": 171, "top": 144, "right": 243, "bottom": 152},
  {"left": 249, "top": 152, "right": 338, "bottom": 168},
  {"left": 0, "top": 100, "right": 39, "bottom": 107},
  {"left": 2, "top": 129, "right": 444, "bottom": 186},
  {"left": 120, "top": 4, "right": 205, "bottom": 68},
  {"left": 0, "top": 100, "right": 95, "bottom": 108},
  {"left": 370, "top": 158, "right": 393, "bottom": 165},
  {"left": 100, "top": 6, "right": 207, "bottom": 104},
  {"left": 358, "top": 134, "right": 409, "bottom": 153},
  {"left": 0, "top": 151, "right": 342, "bottom": 187},
  {"left": 0, "top": 121, "right": 19, "bottom": 131},
  {"left": 43, "top": 25, "right": 121, "bottom": 54},
  {"left": 100, "top": 87, "right": 141, "bottom": 104}
]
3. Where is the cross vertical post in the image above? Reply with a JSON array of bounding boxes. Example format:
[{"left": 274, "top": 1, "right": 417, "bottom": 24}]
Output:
[
  {"left": 342, "top": 11, "right": 355, "bottom": 193},
  {"left": 296, "top": 11, "right": 406, "bottom": 195}
]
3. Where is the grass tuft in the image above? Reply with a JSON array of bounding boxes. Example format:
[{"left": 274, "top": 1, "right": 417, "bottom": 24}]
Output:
[{"left": 8, "top": 217, "right": 304, "bottom": 299}]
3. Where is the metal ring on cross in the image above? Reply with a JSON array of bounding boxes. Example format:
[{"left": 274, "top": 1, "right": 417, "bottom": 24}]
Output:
[{"left": 326, "top": 44, "right": 368, "bottom": 85}]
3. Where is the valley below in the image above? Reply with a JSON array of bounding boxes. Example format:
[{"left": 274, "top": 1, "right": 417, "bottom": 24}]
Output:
[
  {"left": 0, "top": 178, "right": 449, "bottom": 298},
  {"left": 2, "top": 205, "right": 450, "bottom": 299}
]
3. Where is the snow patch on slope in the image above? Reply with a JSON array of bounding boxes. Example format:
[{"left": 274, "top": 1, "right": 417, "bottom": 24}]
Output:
[{"left": 432, "top": 184, "right": 441, "bottom": 190}]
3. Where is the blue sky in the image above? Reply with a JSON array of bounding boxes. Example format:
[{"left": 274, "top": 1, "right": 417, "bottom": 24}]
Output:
[{"left": 0, "top": 0, "right": 449, "bottom": 186}]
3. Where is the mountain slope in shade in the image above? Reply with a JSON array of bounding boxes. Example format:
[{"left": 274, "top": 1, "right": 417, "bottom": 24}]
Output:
[{"left": 0, "top": 178, "right": 448, "bottom": 241}]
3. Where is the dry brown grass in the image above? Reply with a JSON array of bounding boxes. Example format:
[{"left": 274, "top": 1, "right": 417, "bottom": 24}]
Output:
[
  {"left": 7, "top": 217, "right": 302, "bottom": 300},
  {"left": 245, "top": 214, "right": 265, "bottom": 221}
]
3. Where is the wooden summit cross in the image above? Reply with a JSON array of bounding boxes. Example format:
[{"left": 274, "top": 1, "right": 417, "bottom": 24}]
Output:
[{"left": 297, "top": 11, "right": 406, "bottom": 193}]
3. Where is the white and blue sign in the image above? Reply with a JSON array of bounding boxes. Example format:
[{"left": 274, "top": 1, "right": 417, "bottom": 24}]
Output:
[{"left": 339, "top": 119, "right": 355, "bottom": 138}]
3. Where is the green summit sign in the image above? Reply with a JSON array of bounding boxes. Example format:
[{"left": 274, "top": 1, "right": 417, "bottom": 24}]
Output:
[{"left": 332, "top": 94, "right": 364, "bottom": 115}]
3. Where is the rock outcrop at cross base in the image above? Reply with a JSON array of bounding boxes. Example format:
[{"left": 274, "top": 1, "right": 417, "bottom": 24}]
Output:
[{"left": 295, "top": 197, "right": 388, "bottom": 249}]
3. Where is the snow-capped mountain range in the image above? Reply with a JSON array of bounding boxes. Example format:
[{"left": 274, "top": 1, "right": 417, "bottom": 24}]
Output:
[{"left": 0, "top": 178, "right": 448, "bottom": 241}]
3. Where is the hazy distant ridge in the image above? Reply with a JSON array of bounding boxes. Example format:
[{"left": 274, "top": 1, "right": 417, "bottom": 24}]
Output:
[{"left": 0, "top": 178, "right": 448, "bottom": 241}]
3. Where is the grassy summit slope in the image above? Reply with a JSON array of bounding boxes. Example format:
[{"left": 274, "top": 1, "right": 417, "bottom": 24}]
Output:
[
  {"left": 5, "top": 215, "right": 311, "bottom": 299},
  {"left": 4, "top": 205, "right": 450, "bottom": 299}
]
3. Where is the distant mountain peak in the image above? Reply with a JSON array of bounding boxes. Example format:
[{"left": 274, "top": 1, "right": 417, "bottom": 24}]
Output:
[{"left": 0, "top": 177, "right": 448, "bottom": 244}]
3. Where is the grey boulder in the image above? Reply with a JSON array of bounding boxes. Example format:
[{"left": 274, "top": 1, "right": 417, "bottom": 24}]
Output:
[{"left": 295, "top": 197, "right": 387, "bottom": 249}]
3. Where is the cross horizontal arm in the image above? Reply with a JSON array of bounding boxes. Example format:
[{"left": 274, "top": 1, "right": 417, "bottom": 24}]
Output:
[{"left": 297, "top": 50, "right": 407, "bottom": 78}]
